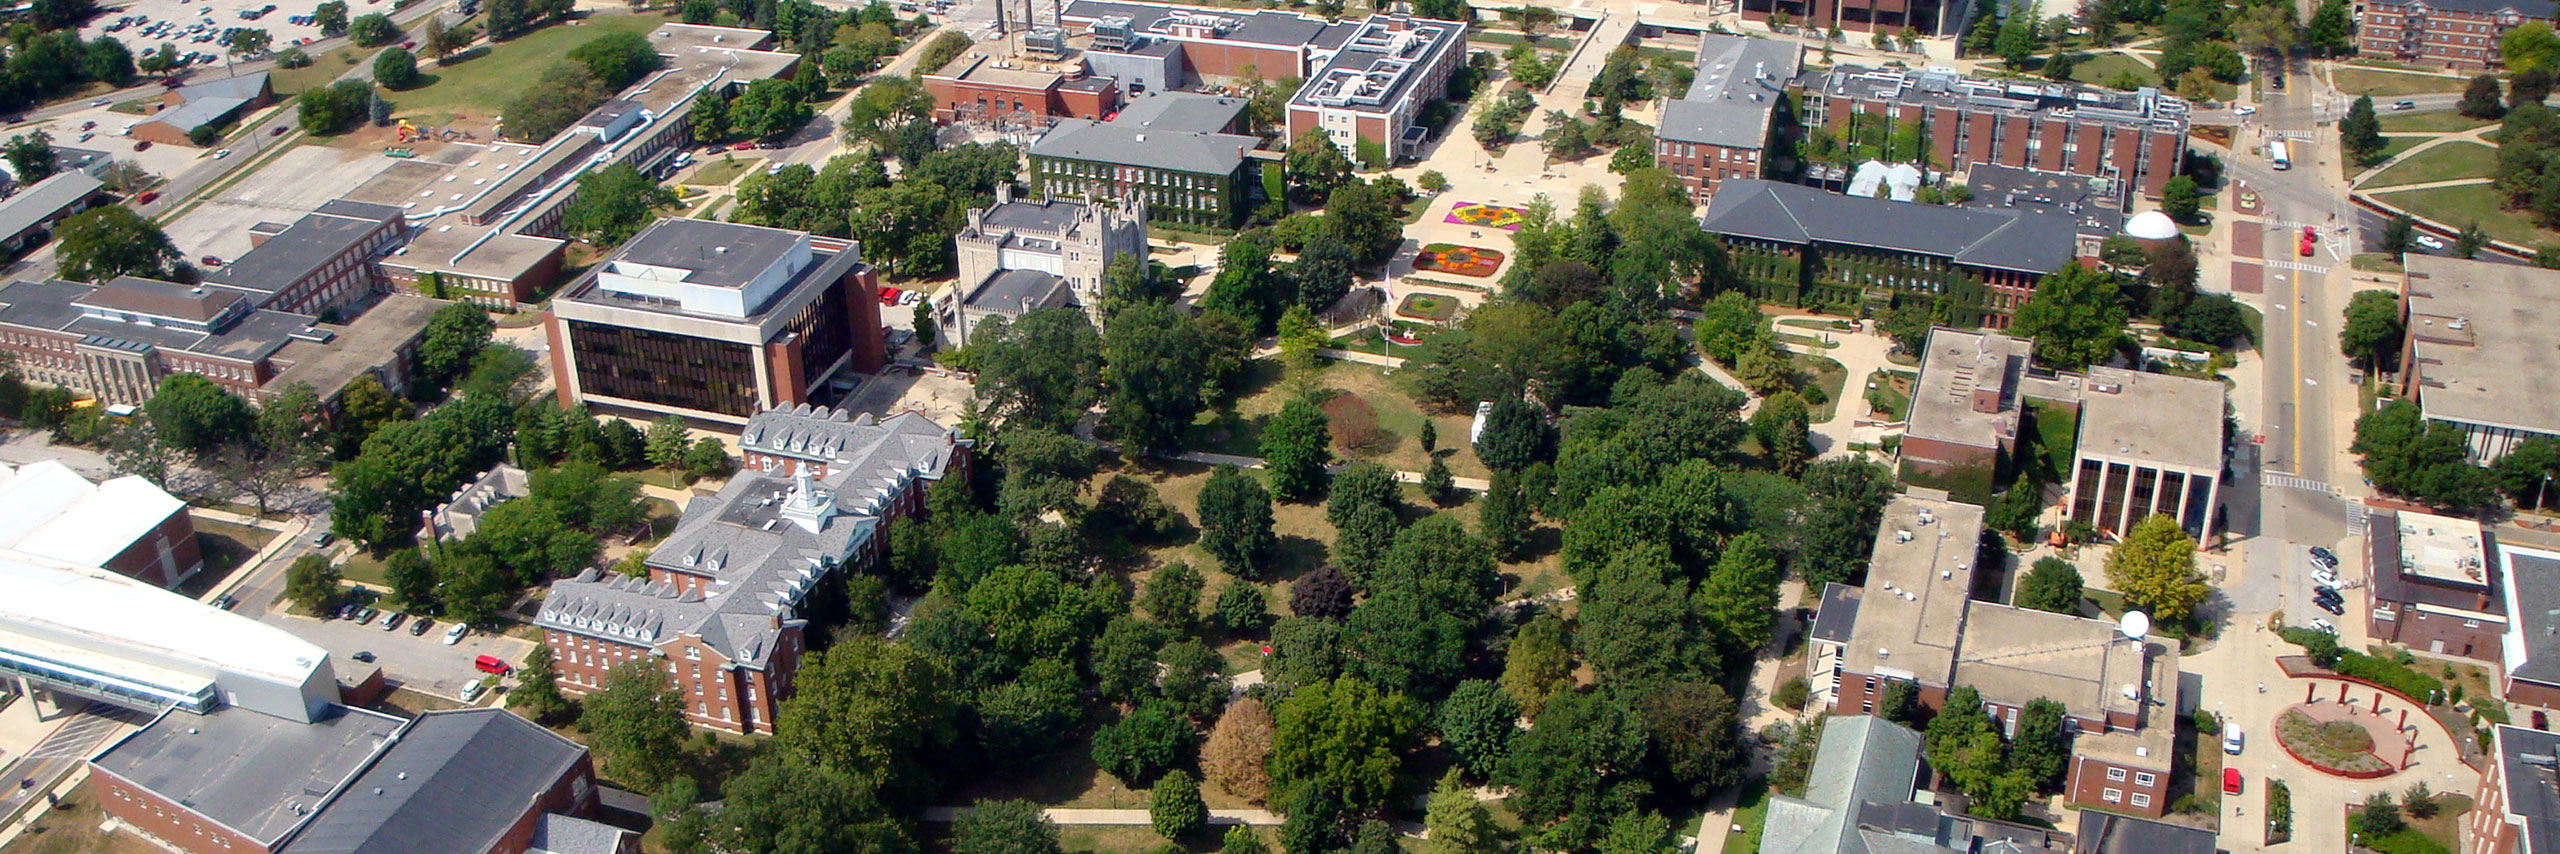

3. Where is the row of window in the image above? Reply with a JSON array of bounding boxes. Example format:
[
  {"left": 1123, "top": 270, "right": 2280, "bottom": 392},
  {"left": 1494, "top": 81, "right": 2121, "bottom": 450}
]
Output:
[
  {"left": 2097, "top": 788, "right": 2153, "bottom": 809},
  {"left": 2101, "top": 766, "right": 2158, "bottom": 787},
  {"left": 105, "top": 787, "right": 239, "bottom": 848},
  {"left": 1041, "top": 159, "right": 1227, "bottom": 192}
]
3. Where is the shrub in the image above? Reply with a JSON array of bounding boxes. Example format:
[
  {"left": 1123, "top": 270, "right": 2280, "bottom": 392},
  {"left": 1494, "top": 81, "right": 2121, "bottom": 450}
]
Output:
[
  {"left": 1321, "top": 392, "right": 1391, "bottom": 455},
  {"left": 1773, "top": 676, "right": 1809, "bottom": 711}
]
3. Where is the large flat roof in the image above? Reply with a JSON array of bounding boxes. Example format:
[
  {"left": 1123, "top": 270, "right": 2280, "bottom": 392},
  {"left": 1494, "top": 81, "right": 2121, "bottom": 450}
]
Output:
[
  {"left": 2502, "top": 547, "right": 2560, "bottom": 688},
  {"left": 2493, "top": 725, "right": 2560, "bottom": 854},
  {"left": 0, "top": 461, "right": 187, "bottom": 568},
  {"left": 269, "top": 294, "right": 442, "bottom": 401},
  {"left": 203, "top": 202, "right": 400, "bottom": 297},
  {"left": 1904, "top": 327, "right": 2028, "bottom": 450},
  {"left": 1837, "top": 495, "right": 1984, "bottom": 687},
  {"left": 90, "top": 705, "right": 403, "bottom": 847},
  {"left": 0, "top": 171, "right": 100, "bottom": 241},
  {"left": 1951, "top": 602, "right": 2149, "bottom": 723},
  {"left": 1030, "top": 117, "right": 1257, "bottom": 174},
  {"left": 0, "top": 552, "right": 326, "bottom": 684},
  {"left": 281, "top": 709, "right": 587, "bottom": 854},
  {"left": 1818, "top": 65, "right": 2190, "bottom": 133},
  {"left": 2074, "top": 366, "right": 2225, "bottom": 473},
  {"left": 2404, "top": 256, "right": 2560, "bottom": 436}
]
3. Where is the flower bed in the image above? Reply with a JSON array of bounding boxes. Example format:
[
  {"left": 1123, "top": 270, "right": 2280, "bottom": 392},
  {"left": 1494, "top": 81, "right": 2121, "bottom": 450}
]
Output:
[
  {"left": 2275, "top": 707, "right": 2395, "bottom": 776},
  {"left": 1413, "top": 244, "right": 1505, "bottom": 278},
  {"left": 1383, "top": 321, "right": 1426, "bottom": 345},
  {"left": 1444, "top": 202, "right": 1528, "bottom": 230},
  {"left": 1396, "top": 293, "right": 1459, "bottom": 323}
]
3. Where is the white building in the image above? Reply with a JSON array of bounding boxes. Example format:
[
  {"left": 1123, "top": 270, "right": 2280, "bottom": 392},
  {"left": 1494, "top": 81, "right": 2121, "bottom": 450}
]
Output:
[{"left": 0, "top": 554, "right": 336, "bottom": 721}]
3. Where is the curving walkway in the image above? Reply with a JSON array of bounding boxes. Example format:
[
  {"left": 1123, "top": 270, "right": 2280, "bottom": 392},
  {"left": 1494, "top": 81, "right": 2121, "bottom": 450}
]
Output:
[
  {"left": 2350, "top": 122, "right": 2502, "bottom": 189},
  {"left": 1763, "top": 314, "right": 1900, "bottom": 460}
]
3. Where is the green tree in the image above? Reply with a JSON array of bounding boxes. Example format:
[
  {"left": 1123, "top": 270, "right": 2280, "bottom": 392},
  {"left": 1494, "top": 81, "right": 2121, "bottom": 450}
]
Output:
[
  {"left": 1500, "top": 614, "right": 1573, "bottom": 713},
  {"left": 2341, "top": 289, "right": 2404, "bottom": 370},
  {"left": 385, "top": 548, "right": 437, "bottom": 612},
  {"left": 769, "top": 638, "right": 956, "bottom": 797},
  {"left": 2103, "top": 513, "right": 2211, "bottom": 622},
  {"left": 2506, "top": 20, "right": 2560, "bottom": 74},
  {"left": 1260, "top": 396, "right": 1333, "bottom": 502},
  {"left": 1751, "top": 391, "right": 1813, "bottom": 476},
  {"left": 347, "top": 12, "right": 397, "bottom": 45},
  {"left": 702, "top": 754, "right": 914, "bottom": 854},
  {"left": 1198, "top": 466, "right": 1277, "bottom": 579},
  {"left": 1423, "top": 770, "right": 1498, "bottom": 854},
  {"left": 2012, "top": 697, "right": 2071, "bottom": 788},
  {"left": 1478, "top": 468, "right": 1531, "bottom": 560},
  {"left": 2344, "top": 96, "right": 2385, "bottom": 163},
  {"left": 313, "top": 0, "right": 348, "bottom": 35},
  {"left": 2010, "top": 263, "right": 2127, "bottom": 371},
  {"left": 2457, "top": 220, "right": 2492, "bottom": 258},
  {"left": 416, "top": 302, "right": 495, "bottom": 391},
  {"left": 2016, "top": 556, "right": 2084, "bottom": 614},
  {"left": 1435, "top": 680, "right": 1518, "bottom": 778},
  {"left": 955, "top": 307, "right": 1101, "bottom": 430},
  {"left": 2461, "top": 75, "right": 2509, "bottom": 119},
  {"left": 2380, "top": 213, "right": 2417, "bottom": 262},
  {"left": 560, "top": 163, "right": 679, "bottom": 245},
  {"left": 507, "top": 643, "right": 570, "bottom": 724},
  {"left": 1498, "top": 690, "right": 1646, "bottom": 850},
  {"left": 372, "top": 46, "right": 420, "bottom": 89},
  {"left": 2307, "top": 0, "right": 2354, "bottom": 55},
  {"left": 1286, "top": 130, "right": 1354, "bottom": 198},
  {"left": 643, "top": 416, "right": 691, "bottom": 468},
  {"left": 569, "top": 30, "right": 667, "bottom": 89},
  {"left": 54, "top": 205, "right": 184, "bottom": 282},
  {"left": 1474, "top": 399, "right": 1552, "bottom": 471},
  {"left": 1092, "top": 700, "right": 1197, "bottom": 786},
  {"left": 1269, "top": 677, "right": 1416, "bottom": 814},
  {"left": 145, "top": 374, "right": 252, "bottom": 454},
  {"left": 1104, "top": 302, "right": 1211, "bottom": 454},
  {"left": 2159, "top": 174, "right": 2203, "bottom": 221},
  {"left": 1223, "top": 826, "right": 1269, "bottom": 854},
  {"left": 954, "top": 800, "right": 1065, "bottom": 854},
  {"left": 1151, "top": 770, "right": 1208, "bottom": 841},
  {"left": 1142, "top": 561, "right": 1205, "bottom": 632},
  {"left": 580, "top": 660, "right": 688, "bottom": 790},
  {"left": 2, "top": 131, "right": 55, "bottom": 183},
  {"left": 281, "top": 554, "right": 342, "bottom": 614}
]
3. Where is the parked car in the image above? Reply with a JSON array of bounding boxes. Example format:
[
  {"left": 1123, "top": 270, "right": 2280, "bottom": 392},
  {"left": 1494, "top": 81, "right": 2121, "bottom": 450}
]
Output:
[
  {"left": 271, "top": 125, "right": 288, "bottom": 136},
  {"left": 408, "top": 617, "right": 433, "bottom": 636},
  {"left": 135, "top": 190, "right": 159, "bottom": 204},
  {"left": 898, "top": 290, "right": 922, "bottom": 306},
  {"left": 352, "top": 650, "right": 376, "bottom": 662},
  {"left": 2234, "top": 105, "right": 2256, "bottom": 115},
  {"left": 213, "top": 148, "right": 231, "bottom": 159},
  {"left": 877, "top": 286, "right": 901, "bottom": 305},
  {"left": 2309, "top": 546, "right": 2339, "bottom": 566},
  {"left": 2222, "top": 767, "right": 2243, "bottom": 795},
  {"left": 314, "top": 530, "right": 336, "bottom": 546},
  {"left": 2415, "top": 233, "right": 2447, "bottom": 251},
  {"left": 200, "top": 255, "right": 223, "bottom": 267},
  {"left": 2311, "top": 565, "right": 2338, "bottom": 587},
  {"left": 133, "top": 140, "right": 151, "bottom": 151},
  {"left": 2310, "top": 617, "right": 2337, "bottom": 634},
  {"left": 2300, "top": 225, "right": 2318, "bottom": 257},
  {"left": 460, "top": 680, "right": 486, "bottom": 702},
  {"left": 381, "top": 612, "right": 407, "bottom": 631},
  {"left": 2313, "top": 596, "right": 2344, "bottom": 616},
  {"left": 473, "top": 654, "right": 511, "bottom": 675},
  {"left": 354, "top": 606, "right": 379, "bottom": 624},
  {"left": 2314, "top": 585, "right": 2343, "bottom": 605},
  {"left": 443, "top": 623, "right": 468, "bottom": 645},
  {"left": 2222, "top": 726, "right": 2244, "bottom": 755},
  {"left": 213, "top": 595, "right": 237, "bottom": 610}
]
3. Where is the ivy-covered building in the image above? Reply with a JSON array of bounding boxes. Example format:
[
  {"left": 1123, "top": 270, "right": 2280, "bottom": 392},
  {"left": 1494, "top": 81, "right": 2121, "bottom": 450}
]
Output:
[
  {"left": 1026, "top": 93, "right": 1268, "bottom": 229},
  {"left": 1698, "top": 178, "right": 2081, "bottom": 328}
]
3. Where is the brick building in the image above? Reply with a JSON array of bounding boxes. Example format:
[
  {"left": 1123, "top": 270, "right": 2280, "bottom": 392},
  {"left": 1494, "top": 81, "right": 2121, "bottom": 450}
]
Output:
[
  {"left": 1807, "top": 494, "right": 2180, "bottom": 817},
  {"left": 545, "top": 219, "right": 885, "bottom": 426},
  {"left": 923, "top": 47, "right": 1122, "bottom": 127},
  {"left": 1065, "top": 0, "right": 1347, "bottom": 87},
  {"left": 2367, "top": 509, "right": 2504, "bottom": 663},
  {"left": 90, "top": 706, "right": 628, "bottom": 854},
  {"left": 2500, "top": 545, "right": 2560, "bottom": 708},
  {"left": 2475, "top": 724, "right": 2560, "bottom": 854},
  {"left": 204, "top": 200, "right": 410, "bottom": 318},
  {"left": 538, "top": 406, "right": 968, "bottom": 733},
  {"left": 1027, "top": 95, "right": 1265, "bottom": 229},
  {"left": 1895, "top": 327, "right": 2029, "bottom": 501},
  {"left": 0, "top": 460, "right": 200, "bottom": 589},
  {"left": 0, "top": 276, "right": 440, "bottom": 409},
  {"left": 2397, "top": 257, "right": 2560, "bottom": 465},
  {"left": 1282, "top": 14, "right": 1465, "bottom": 164},
  {"left": 1806, "top": 66, "right": 2191, "bottom": 198},
  {"left": 2064, "top": 366, "right": 2227, "bottom": 542},
  {"left": 2361, "top": 0, "right": 2559, "bottom": 70},
  {"left": 1654, "top": 34, "right": 1803, "bottom": 204},
  {"left": 132, "top": 73, "right": 274, "bottom": 147},
  {"left": 1738, "top": 0, "right": 1966, "bottom": 36},
  {"left": 938, "top": 184, "right": 1147, "bottom": 347}
]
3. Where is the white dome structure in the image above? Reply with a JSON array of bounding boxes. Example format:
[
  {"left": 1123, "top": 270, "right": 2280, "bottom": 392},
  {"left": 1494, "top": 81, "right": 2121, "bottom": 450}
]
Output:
[{"left": 2125, "top": 210, "right": 2180, "bottom": 240}]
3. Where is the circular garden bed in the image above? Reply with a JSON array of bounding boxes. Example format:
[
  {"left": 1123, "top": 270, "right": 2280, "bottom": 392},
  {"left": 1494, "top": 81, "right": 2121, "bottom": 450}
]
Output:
[
  {"left": 1444, "top": 202, "right": 1528, "bottom": 230},
  {"left": 1413, "top": 244, "right": 1505, "bottom": 278},
  {"left": 1396, "top": 293, "right": 1459, "bottom": 323},
  {"left": 2275, "top": 707, "right": 2394, "bottom": 775}
]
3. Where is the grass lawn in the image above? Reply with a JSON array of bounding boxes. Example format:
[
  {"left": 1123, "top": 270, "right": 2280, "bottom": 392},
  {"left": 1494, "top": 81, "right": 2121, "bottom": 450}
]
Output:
[
  {"left": 2333, "top": 67, "right": 2475, "bottom": 98},
  {"left": 274, "top": 44, "right": 381, "bottom": 95},
  {"left": 381, "top": 13, "right": 673, "bottom": 121},
  {"left": 2375, "top": 135, "right": 2430, "bottom": 161},
  {"left": 2352, "top": 252, "right": 2406, "bottom": 273},
  {"left": 186, "top": 519, "right": 277, "bottom": 596},
  {"left": 1792, "top": 352, "right": 1847, "bottom": 423},
  {"left": 685, "top": 156, "right": 757, "bottom": 186},
  {"left": 1195, "top": 360, "right": 1491, "bottom": 482},
  {"left": 1862, "top": 369, "right": 1913, "bottom": 421},
  {"left": 2067, "top": 52, "right": 2157, "bottom": 89},
  {"left": 2363, "top": 141, "right": 2500, "bottom": 188},
  {"left": 2377, "top": 111, "right": 2498, "bottom": 133},
  {"left": 1720, "top": 778, "right": 1772, "bottom": 854},
  {"left": 2374, "top": 182, "right": 2548, "bottom": 246},
  {"left": 0, "top": 784, "right": 165, "bottom": 854},
  {"left": 340, "top": 550, "right": 392, "bottom": 588}
]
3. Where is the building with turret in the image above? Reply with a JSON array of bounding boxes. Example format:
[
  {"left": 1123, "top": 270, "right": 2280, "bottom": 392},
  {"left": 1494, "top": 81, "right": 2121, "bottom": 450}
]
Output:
[{"left": 935, "top": 185, "right": 1147, "bottom": 346}]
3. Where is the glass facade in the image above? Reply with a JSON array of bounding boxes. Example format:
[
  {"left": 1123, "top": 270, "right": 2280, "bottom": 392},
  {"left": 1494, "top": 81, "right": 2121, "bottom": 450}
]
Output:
[
  {"left": 568, "top": 321, "right": 761, "bottom": 417},
  {"left": 0, "top": 647, "right": 215, "bottom": 714},
  {"left": 779, "top": 279, "right": 852, "bottom": 390}
]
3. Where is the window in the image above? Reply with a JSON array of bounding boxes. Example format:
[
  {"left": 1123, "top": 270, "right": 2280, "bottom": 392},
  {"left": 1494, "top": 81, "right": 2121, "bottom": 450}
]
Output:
[
  {"left": 686, "top": 646, "right": 699, "bottom": 659},
  {"left": 2107, "top": 768, "right": 2127, "bottom": 782},
  {"left": 2135, "top": 772, "right": 2156, "bottom": 786},
  {"left": 2102, "top": 788, "right": 2122, "bottom": 803},
  {"left": 2130, "top": 793, "right": 2152, "bottom": 808}
]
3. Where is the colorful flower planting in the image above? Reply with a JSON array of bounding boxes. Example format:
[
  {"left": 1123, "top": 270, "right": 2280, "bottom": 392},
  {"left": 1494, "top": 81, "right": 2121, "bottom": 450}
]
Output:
[
  {"left": 1413, "top": 244, "right": 1504, "bottom": 278},
  {"left": 1396, "top": 293, "right": 1458, "bottom": 323},
  {"left": 1444, "top": 202, "right": 1528, "bottom": 230}
]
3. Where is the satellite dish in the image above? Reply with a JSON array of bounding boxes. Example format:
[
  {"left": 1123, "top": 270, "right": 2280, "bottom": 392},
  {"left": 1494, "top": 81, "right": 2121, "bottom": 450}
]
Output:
[{"left": 2118, "top": 611, "right": 2151, "bottom": 640}]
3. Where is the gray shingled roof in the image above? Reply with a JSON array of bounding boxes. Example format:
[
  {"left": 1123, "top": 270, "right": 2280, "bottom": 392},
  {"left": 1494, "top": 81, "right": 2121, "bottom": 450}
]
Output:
[
  {"left": 542, "top": 408, "right": 963, "bottom": 665},
  {"left": 281, "top": 709, "right": 586, "bottom": 854},
  {"left": 1699, "top": 179, "right": 2077, "bottom": 275},
  {"left": 175, "top": 71, "right": 269, "bottom": 103},
  {"left": 2506, "top": 550, "right": 2560, "bottom": 687},
  {"left": 90, "top": 705, "right": 404, "bottom": 847},
  {"left": 1760, "top": 716, "right": 1933, "bottom": 854},
  {"left": 0, "top": 171, "right": 100, "bottom": 241},
  {"left": 1114, "top": 91, "right": 1247, "bottom": 134},
  {"left": 2072, "top": 811, "right": 2215, "bottom": 854},
  {"left": 1657, "top": 34, "right": 1800, "bottom": 148},
  {"left": 532, "top": 813, "right": 631, "bottom": 854},
  {"left": 1030, "top": 118, "right": 1256, "bottom": 175},
  {"left": 204, "top": 203, "right": 400, "bottom": 298},
  {"left": 2495, "top": 726, "right": 2560, "bottom": 854}
]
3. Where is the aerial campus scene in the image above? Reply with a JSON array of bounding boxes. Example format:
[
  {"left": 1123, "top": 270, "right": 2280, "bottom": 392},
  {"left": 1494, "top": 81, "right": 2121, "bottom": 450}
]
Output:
[{"left": 0, "top": 0, "right": 2555, "bottom": 850}]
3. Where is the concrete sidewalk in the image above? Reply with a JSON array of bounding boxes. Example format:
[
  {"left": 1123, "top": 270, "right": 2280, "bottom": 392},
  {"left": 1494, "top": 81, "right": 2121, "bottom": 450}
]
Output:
[{"left": 924, "top": 806, "right": 1283, "bottom": 826}]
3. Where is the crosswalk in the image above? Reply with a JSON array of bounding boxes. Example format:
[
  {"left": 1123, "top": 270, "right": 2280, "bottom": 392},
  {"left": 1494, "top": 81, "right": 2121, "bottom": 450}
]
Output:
[
  {"left": 2264, "top": 260, "right": 2331, "bottom": 274},
  {"left": 2262, "top": 472, "right": 2333, "bottom": 492}
]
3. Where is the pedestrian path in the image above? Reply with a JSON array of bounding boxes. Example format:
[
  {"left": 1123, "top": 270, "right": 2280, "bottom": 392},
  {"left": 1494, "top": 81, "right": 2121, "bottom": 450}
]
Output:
[{"left": 923, "top": 806, "right": 1283, "bottom": 826}]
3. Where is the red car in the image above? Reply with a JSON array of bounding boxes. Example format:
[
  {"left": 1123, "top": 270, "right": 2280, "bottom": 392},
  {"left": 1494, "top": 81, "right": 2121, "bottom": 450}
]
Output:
[
  {"left": 2223, "top": 767, "right": 2243, "bottom": 795},
  {"left": 133, "top": 140, "right": 151, "bottom": 151},
  {"left": 877, "top": 286, "right": 900, "bottom": 305},
  {"left": 135, "top": 190, "right": 159, "bottom": 204},
  {"left": 200, "top": 255, "right": 223, "bottom": 267},
  {"left": 2299, "top": 225, "right": 2317, "bottom": 257},
  {"left": 729, "top": 141, "right": 757, "bottom": 151}
]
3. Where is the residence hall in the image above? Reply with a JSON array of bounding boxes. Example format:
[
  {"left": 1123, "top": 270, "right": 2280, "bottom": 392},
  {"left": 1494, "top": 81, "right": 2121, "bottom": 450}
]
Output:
[
  {"left": 1654, "top": 34, "right": 1803, "bottom": 204},
  {"left": 2366, "top": 508, "right": 2503, "bottom": 663},
  {"left": 545, "top": 219, "right": 886, "bottom": 426},
  {"left": 1806, "top": 67, "right": 2192, "bottom": 198},
  {"left": 90, "top": 706, "right": 629, "bottom": 854},
  {"left": 2499, "top": 545, "right": 2560, "bottom": 708},
  {"left": 938, "top": 184, "right": 1148, "bottom": 347},
  {"left": 2397, "top": 255, "right": 2560, "bottom": 465},
  {"left": 1701, "top": 180, "right": 2082, "bottom": 330},
  {"left": 1282, "top": 13, "right": 1465, "bottom": 164},
  {"left": 2361, "top": 0, "right": 2559, "bottom": 70},
  {"left": 1807, "top": 494, "right": 2181, "bottom": 817},
  {"left": 539, "top": 406, "right": 968, "bottom": 734},
  {"left": 1738, "top": 0, "right": 1967, "bottom": 37},
  {"left": 0, "top": 460, "right": 198, "bottom": 589},
  {"left": 0, "top": 276, "right": 439, "bottom": 409},
  {"left": 1027, "top": 90, "right": 1267, "bottom": 228},
  {"left": 1755, "top": 714, "right": 2076, "bottom": 854},
  {"left": 0, "top": 170, "right": 105, "bottom": 256}
]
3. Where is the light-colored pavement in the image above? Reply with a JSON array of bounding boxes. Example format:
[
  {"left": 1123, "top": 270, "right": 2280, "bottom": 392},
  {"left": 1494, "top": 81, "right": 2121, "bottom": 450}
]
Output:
[
  {"left": 255, "top": 605, "right": 535, "bottom": 701},
  {"left": 924, "top": 806, "right": 1283, "bottom": 826},
  {"left": 1764, "top": 313, "right": 1898, "bottom": 459}
]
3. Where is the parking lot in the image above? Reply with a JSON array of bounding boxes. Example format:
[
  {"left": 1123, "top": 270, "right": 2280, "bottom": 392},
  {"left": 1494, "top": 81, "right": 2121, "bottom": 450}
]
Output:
[
  {"left": 259, "top": 604, "right": 537, "bottom": 702},
  {"left": 0, "top": 99, "right": 256, "bottom": 186},
  {"left": 81, "top": 0, "right": 342, "bottom": 58},
  {"left": 160, "top": 143, "right": 401, "bottom": 259}
]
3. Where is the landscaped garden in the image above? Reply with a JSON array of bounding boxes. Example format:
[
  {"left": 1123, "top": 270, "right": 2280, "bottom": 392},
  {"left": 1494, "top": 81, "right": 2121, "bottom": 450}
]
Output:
[
  {"left": 1413, "top": 244, "right": 1504, "bottom": 278},
  {"left": 1396, "top": 292, "right": 1461, "bottom": 323},
  {"left": 2275, "top": 707, "right": 2394, "bottom": 774},
  {"left": 1445, "top": 202, "right": 1529, "bottom": 230},
  {"left": 2332, "top": 68, "right": 2474, "bottom": 98}
]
